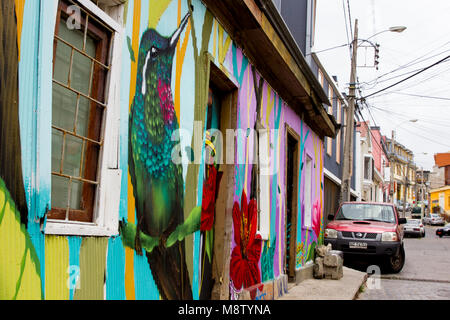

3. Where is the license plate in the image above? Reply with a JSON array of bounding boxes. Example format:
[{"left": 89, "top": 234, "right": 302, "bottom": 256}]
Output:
[{"left": 349, "top": 242, "right": 367, "bottom": 249}]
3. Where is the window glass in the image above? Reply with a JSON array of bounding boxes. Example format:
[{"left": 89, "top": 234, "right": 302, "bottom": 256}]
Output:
[
  {"left": 50, "top": 1, "right": 111, "bottom": 222},
  {"left": 336, "top": 204, "right": 396, "bottom": 223}
]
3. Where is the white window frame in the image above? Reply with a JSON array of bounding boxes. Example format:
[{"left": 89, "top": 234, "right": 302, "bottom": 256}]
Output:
[
  {"left": 363, "top": 154, "right": 373, "bottom": 182},
  {"left": 303, "top": 155, "right": 313, "bottom": 229},
  {"left": 45, "top": 0, "right": 124, "bottom": 237},
  {"left": 258, "top": 127, "right": 271, "bottom": 240}
]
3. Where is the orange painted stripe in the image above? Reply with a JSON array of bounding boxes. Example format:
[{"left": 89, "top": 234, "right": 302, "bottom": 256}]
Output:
[
  {"left": 15, "top": 0, "right": 25, "bottom": 60},
  {"left": 174, "top": 0, "right": 191, "bottom": 123},
  {"left": 125, "top": 0, "right": 141, "bottom": 301}
]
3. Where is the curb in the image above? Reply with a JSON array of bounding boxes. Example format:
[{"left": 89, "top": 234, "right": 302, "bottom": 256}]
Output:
[
  {"left": 352, "top": 273, "right": 368, "bottom": 300},
  {"left": 380, "top": 275, "right": 450, "bottom": 284}
]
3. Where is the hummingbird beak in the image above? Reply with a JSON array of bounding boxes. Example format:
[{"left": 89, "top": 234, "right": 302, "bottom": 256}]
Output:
[{"left": 169, "top": 12, "right": 191, "bottom": 49}]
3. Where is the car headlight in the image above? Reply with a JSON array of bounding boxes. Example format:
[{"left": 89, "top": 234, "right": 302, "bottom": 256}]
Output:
[
  {"left": 382, "top": 232, "right": 398, "bottom": 242},
  {"left": 325, "top": 228, "right": 338, "bottom": 239}
]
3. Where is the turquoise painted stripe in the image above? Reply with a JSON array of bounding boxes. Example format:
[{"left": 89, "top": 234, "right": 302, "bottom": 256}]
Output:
[
  {"left": 19, "top": 0, "right": 58, "bottom": 297},
  {"left": 106, "top": 237, "right": 126, "bottom": 300},
  {"left": 68, "top": 237, "right": 82, "bottom": 300},
  {"left": 232, "top": 44, "right": 249, "bottom": 198},
  {"left": 297, "top": 121, "right": 310, "bottom": 245},
  {"left": 134, "top": 252, "right": 159, "bottom": 300}
]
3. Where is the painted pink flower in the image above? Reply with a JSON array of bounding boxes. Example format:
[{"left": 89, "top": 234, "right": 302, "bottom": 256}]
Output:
[{"left": 312, "top": 200, "right": 322, "bottom": 239}]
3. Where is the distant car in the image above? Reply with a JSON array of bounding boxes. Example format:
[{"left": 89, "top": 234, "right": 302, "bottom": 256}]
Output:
[
  {"left": 405, "top": 203, "right": 412, "bottom": 212},
  {"left": 325, "top": 202, "right": 406, "bottom": 273},
  {"left": 423, "top": 213, "right": 445, "bottom": 226},
  {"left": 403, "top": 219, "right": 425, "bottom": 237},
  {"left": 436, "top": 223, "right": 450, "bottom": 238},
  {"left": 411, "top": 206, "right": 422, "bottom": 219},
  {"left": 396, "top": 201, "right": 404, "bottom": 212}
]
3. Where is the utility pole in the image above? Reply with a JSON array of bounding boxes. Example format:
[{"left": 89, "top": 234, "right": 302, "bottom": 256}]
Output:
[
  {"left": 403, "top": 162, "right": 409, "bottom": 218},
  {"left": 390, "top": 130, "right": 395, "bottom": 204},
  {"left": 341, "top": 19, "right": 358, "bottom": 203}
]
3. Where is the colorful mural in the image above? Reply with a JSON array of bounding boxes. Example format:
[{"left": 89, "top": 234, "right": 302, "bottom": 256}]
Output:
[{"left": 1, "top": 0, "right": 327, "bottom": 301}]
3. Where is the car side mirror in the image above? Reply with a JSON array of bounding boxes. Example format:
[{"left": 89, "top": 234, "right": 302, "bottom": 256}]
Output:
[
  {"left": 328, "top": 214, "right": 334, "bottom": 221},
  {"left": 398, "top": 218, "right": 407, "bottom": 225}
]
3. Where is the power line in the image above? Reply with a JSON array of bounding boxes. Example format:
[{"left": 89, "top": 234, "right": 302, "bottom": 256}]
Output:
[
  {"left": 381, "top": 91, "right": 450, "bottom": 101},
  {"left": 360, "top": 47, "right": 450, "bottom": 88},
  {"left": 366, "top": 106, "right": 450, "bottom": 149},
  {"left": 362, "top": 54, "right": 450, "bottom": 100},
  {"left": 359, "top": 39, "right": 450, "bottom": 87},
  {"left": 312, "top": 43, "right": 349, "bottom": 55},
  {"left": 369, "top": 105, "right": 450, "bottom": 127}
]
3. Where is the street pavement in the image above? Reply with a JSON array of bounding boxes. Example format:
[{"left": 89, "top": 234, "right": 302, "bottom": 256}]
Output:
[{"left": 357, "top": 223, "right": 450, "bottom": 300}]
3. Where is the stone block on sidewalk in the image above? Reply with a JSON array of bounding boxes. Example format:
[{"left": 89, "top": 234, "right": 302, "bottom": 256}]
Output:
[
  {"left": 324, "top": 265, "right": 344, "bottom": 280},
  {"left": 315, "top": 243, "right": 332, "bottom": 257},
  {"left": 313, "top": 257, "right": 324, "bottom": 279},
  {"left": 324, "top": 253, "right": 343, "bottom": 267}
]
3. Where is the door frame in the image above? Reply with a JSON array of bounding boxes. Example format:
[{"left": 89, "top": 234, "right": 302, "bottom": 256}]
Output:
[
  {"left": 206, "top": 55, "right": 239, "bottom": 300},
  {"left": 284, "top": 124, "right": 300, "bottom": 281}
]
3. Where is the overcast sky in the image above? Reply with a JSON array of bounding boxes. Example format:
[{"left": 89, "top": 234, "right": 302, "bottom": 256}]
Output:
[{"left": 314, "top": 0, "right": 450, "bottom": 171}]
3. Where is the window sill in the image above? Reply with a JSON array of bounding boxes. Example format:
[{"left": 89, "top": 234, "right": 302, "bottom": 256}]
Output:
[{"left": 45, "top": 219, "right": 119, "bottom": 237}]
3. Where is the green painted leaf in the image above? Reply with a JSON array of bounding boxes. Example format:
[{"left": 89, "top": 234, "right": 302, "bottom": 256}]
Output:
[
  {"left": 127, "top": 36, "right": 135, "bottom": 62},
  {"left": 119, "top": 221, "right": 159, "bottom": 253},
  {"left": 205, "top": 229, "right": 214, "bottom": 263},
  {"left": 306, "top": 242, "right": 316, "bottom": 262},
  {"left": 0, "top": 178, "right": 42, "bottom": 300},
  {"left": 166, "top": 206, "right": 202, "bottom": 248}
]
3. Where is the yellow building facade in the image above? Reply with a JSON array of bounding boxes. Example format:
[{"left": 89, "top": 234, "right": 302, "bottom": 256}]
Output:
[{"left": 430, "top": 186, "right": 450, "bottom": 216}]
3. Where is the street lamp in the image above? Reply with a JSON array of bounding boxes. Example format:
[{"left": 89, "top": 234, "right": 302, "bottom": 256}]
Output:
[
  {"left": 340, "top": 20, "right": 407, "bottom": 203},
  {"left": 365, "top": 26, "right": 407, "bottom": 40},
  {"left": 397, "top": 119, "right": 418, "bottom": 127}
]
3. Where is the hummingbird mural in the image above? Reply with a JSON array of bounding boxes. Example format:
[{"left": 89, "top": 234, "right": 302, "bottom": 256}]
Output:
[{"left": 128, "top": 13, "right": 192, "bottom": 300}]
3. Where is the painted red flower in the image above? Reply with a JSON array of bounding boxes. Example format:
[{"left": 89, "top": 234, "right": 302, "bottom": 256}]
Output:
[
  {"left": 200, "top": 165, "right": 222, "bottom": 232},
  {"left": 230, "top": 191, "right": 262, "bottom": 290}
]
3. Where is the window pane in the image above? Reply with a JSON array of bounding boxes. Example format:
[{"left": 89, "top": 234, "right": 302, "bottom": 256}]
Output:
[
  {"left": 69, "top": 180, "right": 83, "bottom": 210},
  {"left": 52, "top": 83, "right": 77, "bottom": 131},
  {"left": 52, "top": 129, "right": 64, "bottom": 173},
  {"left": 53, "top": 40, "right": 71, "bottom": 85},
  {"left": 71, "top": 51, "right": 94, "bottom": 96},
  {"left": 76, "top": 96, "right": 91, "bottom": 137},
  {"left": 63, "top": 134, "right": 83, "bottom": 177},
  {"left": 57, "top": 18, "right": 84, "bottom": 52},
  {"left": 52, "top": 175, "right": 69, "bottom": 209}
]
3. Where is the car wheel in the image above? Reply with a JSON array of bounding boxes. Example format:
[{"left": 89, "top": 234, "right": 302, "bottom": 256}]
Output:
[
  {"left": 439, "top": 234, "right": 443, "bottom": 238},
  {"left": 385, "top": 245, "right": 405, "bottom": 274},
  {"left": 422, "top": 231, "right": 425, "bottom": 237}
]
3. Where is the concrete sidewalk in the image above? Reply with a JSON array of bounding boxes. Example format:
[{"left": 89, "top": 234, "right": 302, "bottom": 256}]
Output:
[{"left": 280, "top": 267, "right": 368, "bottom": 300}]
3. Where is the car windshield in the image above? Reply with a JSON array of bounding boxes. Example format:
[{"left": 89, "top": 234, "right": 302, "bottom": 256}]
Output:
[
  {"left": 335, "top": 204, "right": 396, "bottom": 223},
  {"left": 431, "top": 214, "right": 441, "bottom": 218},
  {"left": 407, "top": 220, "right": 420, "bottom": 225},
  {"left": 412, "top": 207, "right": 421, "bottom": 213}
]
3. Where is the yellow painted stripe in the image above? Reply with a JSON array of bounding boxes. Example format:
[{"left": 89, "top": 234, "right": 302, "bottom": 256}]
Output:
[
  {"left": 175, "top": 0, "right": 191, "bottom": 122},
  {"left": 148, "top": 0, "right": 171, "bottom": 29},
  {"left": 14, "top": 0, "right": 25, "bottom": 60},
  {"left": 126, "top": 0, "right": 141, "bottom": 301},
  {"left": 212, "top": 19, "right": 217, "bottom": 60},
  {"left": 0, "top": 182, "right": 41, "bottom": 300},
  {"left": 45, "top": 236, "right": 69, "bottom": 300}
]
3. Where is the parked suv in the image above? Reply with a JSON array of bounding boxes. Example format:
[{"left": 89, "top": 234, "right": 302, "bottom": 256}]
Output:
[{"left": 325, "top": 202, "right": 407, "bottom": 273}]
